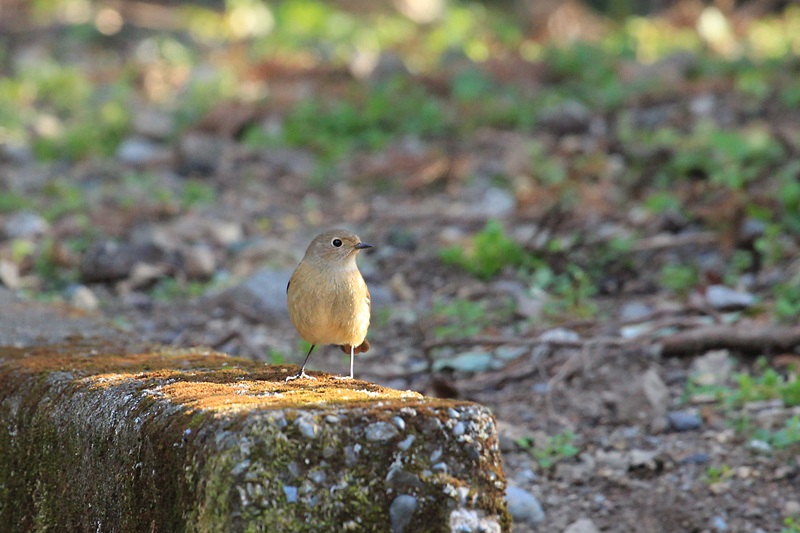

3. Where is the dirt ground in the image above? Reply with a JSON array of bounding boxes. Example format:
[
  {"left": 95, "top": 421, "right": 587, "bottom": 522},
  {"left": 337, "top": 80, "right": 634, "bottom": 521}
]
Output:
[{"left": 2, "top": 2, "right": 800, "bottom": 532}]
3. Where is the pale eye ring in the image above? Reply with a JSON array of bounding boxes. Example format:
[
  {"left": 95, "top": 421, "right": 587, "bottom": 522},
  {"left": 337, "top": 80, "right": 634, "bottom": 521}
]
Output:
[{"left": 332, "top": 238, "right": 343, "bottom": 247}]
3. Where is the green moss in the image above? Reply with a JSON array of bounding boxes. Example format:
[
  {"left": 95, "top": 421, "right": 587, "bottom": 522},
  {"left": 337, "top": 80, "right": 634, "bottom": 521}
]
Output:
[{"left": 0, "top": 344, "right": 509, "bottom": 532}]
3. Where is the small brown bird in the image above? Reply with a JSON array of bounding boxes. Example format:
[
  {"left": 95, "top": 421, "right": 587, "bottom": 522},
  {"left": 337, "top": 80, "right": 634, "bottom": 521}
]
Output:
[{"left": 286, "top": 229, "right": 372, "bottom": 381}]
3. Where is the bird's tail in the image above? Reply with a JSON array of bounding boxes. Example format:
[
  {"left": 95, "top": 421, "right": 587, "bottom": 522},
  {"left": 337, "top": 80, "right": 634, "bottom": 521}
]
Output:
[{"left": 340, "top": 339, "right": 370, "bottom": 355}]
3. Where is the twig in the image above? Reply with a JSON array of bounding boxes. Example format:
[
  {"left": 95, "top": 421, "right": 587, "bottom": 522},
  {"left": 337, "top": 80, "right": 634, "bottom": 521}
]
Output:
[
  {"left": 423, "top": 334, "right": 627, "bottom": 352},
  {"left": 630, "top": 232, "right": 717, "bottom": 252},
  {"left": 660, "top": 324, "right": 800, "bottom": 357}
]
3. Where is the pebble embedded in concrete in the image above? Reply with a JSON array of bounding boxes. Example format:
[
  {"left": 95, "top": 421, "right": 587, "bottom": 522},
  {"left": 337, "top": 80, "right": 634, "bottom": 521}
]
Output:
[
  {"left": 389, "top": 494, "right": 418, "bottom": 533},
  {"left": 365, "top": 421, "right": 400, "bottom": 442}
]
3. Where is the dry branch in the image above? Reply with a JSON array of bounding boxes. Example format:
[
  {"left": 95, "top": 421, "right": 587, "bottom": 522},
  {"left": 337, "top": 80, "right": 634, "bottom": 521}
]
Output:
[{"left": 659, "top": 325, "right": 800, "bottom": 357}]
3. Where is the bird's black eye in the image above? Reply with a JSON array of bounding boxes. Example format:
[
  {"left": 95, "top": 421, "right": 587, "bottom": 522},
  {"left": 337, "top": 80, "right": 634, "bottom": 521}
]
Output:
[{"left": 332, "top": 238, "right": 343, "bottom": 247}]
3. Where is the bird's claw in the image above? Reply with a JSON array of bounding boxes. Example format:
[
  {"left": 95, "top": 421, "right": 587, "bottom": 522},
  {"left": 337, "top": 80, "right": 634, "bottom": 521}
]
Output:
[{"left": 285, "top": 371, "right": 317, "bottom": 382}]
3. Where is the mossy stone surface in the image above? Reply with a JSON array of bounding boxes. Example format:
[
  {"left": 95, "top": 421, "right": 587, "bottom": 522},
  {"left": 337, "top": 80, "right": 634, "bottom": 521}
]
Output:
[{"left": 0, "top": 296, "right": 509, "bottom": 532}]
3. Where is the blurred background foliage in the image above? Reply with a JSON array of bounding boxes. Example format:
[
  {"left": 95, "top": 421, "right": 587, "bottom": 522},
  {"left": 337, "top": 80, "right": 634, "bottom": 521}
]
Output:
[{"left": 2, "top": 0, "right": 800, "bottom": 159}]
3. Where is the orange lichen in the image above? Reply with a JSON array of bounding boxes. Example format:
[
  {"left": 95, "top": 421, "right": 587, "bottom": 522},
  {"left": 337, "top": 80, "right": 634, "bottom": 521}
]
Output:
[
  {"left": 0, "top": 338, "right": 509, "bottom": 532},
  {"left": 0, "top": 342, "right": 425, "bottom": 412}
]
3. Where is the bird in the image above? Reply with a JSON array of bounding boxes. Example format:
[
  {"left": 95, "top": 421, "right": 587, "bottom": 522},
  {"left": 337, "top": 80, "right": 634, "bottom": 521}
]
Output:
[{"left": 285, "top": 229, "right": 372, "bottom": 381}]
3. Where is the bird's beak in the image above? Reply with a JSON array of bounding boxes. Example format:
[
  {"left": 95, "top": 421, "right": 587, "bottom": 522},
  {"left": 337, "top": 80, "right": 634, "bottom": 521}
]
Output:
[{"left": 354, "top": 242, "right": 373, "bottom": 250}]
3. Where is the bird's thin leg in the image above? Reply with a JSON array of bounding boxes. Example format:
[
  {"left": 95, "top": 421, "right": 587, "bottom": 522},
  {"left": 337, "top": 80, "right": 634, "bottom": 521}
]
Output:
[
  {"left": 334, "top": 344, "right": 355, "bottom": 380},
  {"left": 286, "top": 345, "right": 317, "bottom": 382}
]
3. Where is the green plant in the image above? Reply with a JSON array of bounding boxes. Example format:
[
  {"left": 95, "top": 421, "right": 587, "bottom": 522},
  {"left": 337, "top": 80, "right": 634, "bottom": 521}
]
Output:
[
  {"left": 643, "top": 191, "right": 682, "bottom": 214},
  {"left": 687, "top": 361, "right": 800, "bottom": 409},
  {"left": 517, "top": 430, "right": 579, "bottom": 469},
  {"left": 704, "top": 463, "right": 733, "bottom": 484},
  {"left": 675, "top": 124, "right": 782, "bottom": 189},
  {"left": 783, "top": 516, "right": 800, "bottom": 533},
  {"left": 0, "top": 193, "right": 32, "bottom": 213},
  {"left": 528, "top": 264, "right": 598, "bottom": 319},
  {"left": 40, "top": 179, "right": 87, "bottom": 221},
  {"left": 32, "top": 237, "right": 78, "bottom": 291},
  {"left": 268, "top": 349, "right": 286, "bottom": 365},
  {"left": 776, "top": 161, "right": 800, "bottom": 234},
  {"left": 440, "top": 220, "right": 529, "bottom": 280},
  {"left": 754, "top": 222, "right": 790, "bottom": 267},
  {"left": 753, "top": 416, "right": 800, "bottom": 450},
  {"left": 182, "top": 180, "right": 217, "bottom": 208},
  {"left": 431, "top": 299, "right": 489, "bottom": 339},
  {"left": 149, "top": 278, "right": 209, "bottom": 301},
  {"left": 529, "top": 141, "right": 567, "bottom": 187},
  {"left": 774, "top": 281, "right": 800, "bottom": 322},
  {"left": 255, "top": 79, "right": 446, "bottom": 165},
  {"left": 659, "top": 264, "right": 698, "bottom": 296}
]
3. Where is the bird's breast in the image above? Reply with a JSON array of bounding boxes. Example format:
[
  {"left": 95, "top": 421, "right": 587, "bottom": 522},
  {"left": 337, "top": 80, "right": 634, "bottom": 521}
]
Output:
[{"left": 287, "top": 262, "right": 370, "bottom": 346}]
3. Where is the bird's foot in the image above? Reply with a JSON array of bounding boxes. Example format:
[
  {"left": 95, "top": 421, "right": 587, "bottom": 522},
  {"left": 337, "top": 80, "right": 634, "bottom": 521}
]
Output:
[
  {"left": 333, "top": 374, "right": 354, "bottom": 380},
  {"left": 285, "top": 371, "right": 317, "bottom": 382}
]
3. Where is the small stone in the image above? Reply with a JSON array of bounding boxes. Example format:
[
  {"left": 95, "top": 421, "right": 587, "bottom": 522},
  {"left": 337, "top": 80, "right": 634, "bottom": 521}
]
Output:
[
  {"left": 433, "top": 351, "right": 493, "bottom": 373},
  {"left": 711, "top": 515, "right": 728, "bottom": 531},
  {"left": 532, "top": 382, "right": 549, "bottom": 394},
  {"left": 68, "top": 285, "right": 99, "bottom": 311},
  {"left": 282, "top": 485, "right": 298, "bottom": 503},
  {"left": 477, "top": 187, "right": 516, "bottom": 218},
  {"left": 512, "top": 289, "right": 545, "bottom": 320},
  {"left": 539, "top": 328, "right": 580, "bottom": 343},
  {"left": 217, "top": 268, "right": 293, "bottom": 324},
  {"left": 430, "top": 448, "right": 442, "bottom": 462},
  {"left": 391, "top": 416, "right": 406, "bottom": 431},
  {"left": 207, "top": 220, "right": 243, "bottom": 246},
  {"left": 388, "top": 272, "right": 415, "bottom": 301},
  {"left": 739, "top": 217, "right": 766, "bottom": 244},
  {"left": 396, "top": 434, "right": 415, "bottom": 451},
  {"left": 784, "top": 500, "right": 800, "bottom": 517},
  {"left": 667, "top": 410, "right": 703, "bottom": 432},
  {"left": 127, "top": 262, "right": 170, "bottom": 290},
  {"left": 182, "top": 244, "right": 216, "bottom": 280},
  {"left": 680, "top": 453, "right": 710, "bottom": 465},
  {"left": 385, "top": 228, "right": 418, "bottom": 252},
  {"left": 133, "top": 108, "right": 175, "bottom": 139},
  {"left": 690, "top": 93, "right": 716, "bottom": 117},
  {"left": 563, "top": 517, "right": 600, "bottom": 533},
  {"left": 178, "top": 132, "right": 225, "bottom": 173},
  {"left": 365, "top": 421, "right": 399, "bottom": 442},
  {"left": 4, "top": 211, "right": 49, "bottom": 238},
  {"left": 691, "top": 350, "right": 732, "bottom": 387},
  {"left": 80, "top": 240, "right": 166, "bottom": 283},
  {"left": 116, "top": 137, "right": 169, "bottom": 166},
  {"left": 641, "top": 368, "right": 669, "bottom": 414},
  {"left": 448, "top": 508, "right": 501, "bottom": 533},
  {"left": 294, "top": 415, "right": 318, "bottom": 439},
  {"left": 538, "top": 100, "right": 592, "bottom": 135},
  {"left": 432, "top": 462, "right": 447, "bottom": 473},
  {"left": 389, "top": 494, "right": 418, "bottom": 533},
  {"left": 0, "top": 141, "right": 33, "bottom": 163},
  {"left": 747, "top": 439, "right": 771, "bottom": 453},
  {"left": 629, "top": 449, "right": 659, "bottom": 469},
  {"left": 309, "top": 470, "right": 326, "bottom": 485},
  {"left": 0, "top": 260, "right": 20, "bottom": 289},
  {"left": 505, "top": 486, "right": 545, "bottom": 525},
  {"left": 705, "top": 285, "right": 755, "bottom": 311},
  {"left": 344, "top": 444, "right": 360, "bottom": 467},
  {"left": 364, "top": 52, "right": 409, "bottom": 80},
  {"left": 614, "top": 367, "right": 670, "bottom": 424},
  {"left": 619, "top": 301, "right": 654, "bottom": 322}
]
